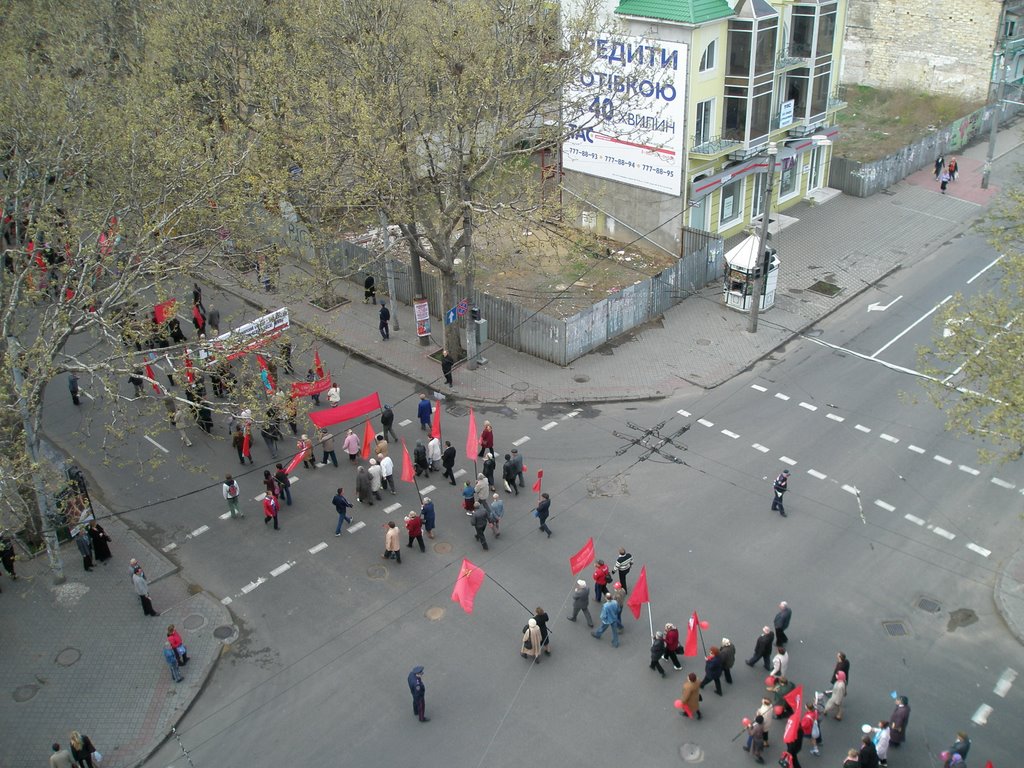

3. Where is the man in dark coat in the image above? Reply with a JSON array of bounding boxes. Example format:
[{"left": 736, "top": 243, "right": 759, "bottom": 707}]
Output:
[
  {"left": 440, "top": 349, "right": 454, "bottom": 386},
  {"left": 378, "top": 302, "right": 390, "bottom": 340},
  {"left": 441, "top": 441, "right": 457, "bottom": 485},
  {"left": 471, "top": 503, "right": 489, "bottom": 550},
  {"left": 567, "top": 579, "right": 593, "bottom": 627},
  {"left": 535, "top": 492, "right": 552, "bottom": 537},
  {"left": 420, "top": 498, "right": 436, "bottom": 539},
  {"left": 746, "top": 625, "right": 775, "bottom": 669},
  {"left": 719, "top": 637, "right": 736, "bottom": 684},
  {"left": 774, "top": 601, "right": 792, "bottom": 645},
  {"left": 380, "top": 404, "right": 398, "bottom": 442},
  {"left": 650, "top": 632, "right": 668, "bottom": 677},
  {"left": 408, "top": 666, "right": 428, "bottom": 722},
  {"left": 502, "top": 453, "right": 518, "bottom": 496}
]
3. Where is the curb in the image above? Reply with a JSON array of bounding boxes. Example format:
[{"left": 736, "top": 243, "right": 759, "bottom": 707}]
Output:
[{"left": 994, "top": 547, "right": 1024, "bottom": 648}]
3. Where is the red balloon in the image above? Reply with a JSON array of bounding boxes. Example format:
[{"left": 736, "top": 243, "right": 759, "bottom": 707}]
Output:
[
  {"left": 742, "top": 717, "right": 752, "bottom": 727},
  {"left": 699, "top": 620, "right": 710, "bottom": 630},
  {"left": 765, "top": 675, "right": 777, "bottom": 686},
  {"left": 774, "top": 705, "right": 785, "bottom": 716},
  {"left": 674, "top": 699, "right": 684, "bottom": 710}
]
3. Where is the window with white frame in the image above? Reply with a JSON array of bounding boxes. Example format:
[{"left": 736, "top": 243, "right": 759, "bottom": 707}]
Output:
[
  {"left": 700, "top": 40, "right": 717, "bottom": 72},
  {"left": 719, "top": 178, "right": 744, "bottom": 227},
  {"left": 694, "top": 99, "right": 714, "bottom": 147},
  {"left": 778, "top": 156, "right": 800, "bottom": 200}
]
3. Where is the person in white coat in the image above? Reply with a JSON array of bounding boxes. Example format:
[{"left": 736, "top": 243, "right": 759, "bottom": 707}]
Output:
[
  {"left": 368, "top": 459, "right": 384, "bottom": 501},
  {"left": 823, "top": 670, "right": 847, "bottom": 720},
  {"left": 871, "top": 721, "right": 891, "bottom": 766},
  {"left": 771, "top": 646, "right": 789, "bottom": 678},
  {"left": 378, "top": 452, "right": 396, "bottom": 495},
  {"left": 427, "top": 436, "right": 442, "bottom": 471}
]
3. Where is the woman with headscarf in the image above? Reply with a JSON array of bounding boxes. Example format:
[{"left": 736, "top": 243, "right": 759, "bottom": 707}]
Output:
[
  {"left": 823, "top": 670, "right": 847, "bottom": 720},
  {"left": 355, "top": 466, "right": 372, "bottom": 506},
  {"left": 889, "top": 695, "right": 910, "bottom": 747},
  {"left": 407, "top": 666, "right": 428, "bottom": 722},
  {"left": 521, "top": 618, "right": 542, "bottom": 663},
  {"left": 88, "top": 521, "right": 112, "bottom": 563},
  {"left": 479, "top": 421, "right": 494, "bottom": 457}
]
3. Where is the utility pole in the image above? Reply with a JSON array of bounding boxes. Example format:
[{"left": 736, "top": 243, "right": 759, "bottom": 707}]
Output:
[
  {"left": 6, "top": 336, "right": 65, "bottom": 584},
  {"left": 748, "top": 142, "right": 777, "bottom": 334},
  {"left": 379, "top": 210, "right": 400, "bottom": 331},
  {"left": 982, "top": 51, "right": 1007, "bottom": 190}
]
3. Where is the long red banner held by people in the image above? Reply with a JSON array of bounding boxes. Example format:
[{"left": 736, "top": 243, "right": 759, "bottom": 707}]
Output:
[
  {"left": 532, "top": 469, "right": 544, "bottom": 493},
  {"left": 290, "top": 373, "right": 332, "bottom": 399},
  {"left": 626, "top": 565, "right": 649, "bottom": 620},
  {"left": 684, "top": 611, "right": 700, "bottom": 656},
  {"left": 401, "top": 438, "right": 415, "bottom": 482},
  {"left": 308, "top": 391, "right": 383, "bottom": 430},
  {"left": 569, "top": 538, "right": 595, "bottom": 575},
  {"left": 465, "top": 407, "right": 478, "bottom": 459},
  {"left": 430, "top": 402, "right": 442, "bottom": 440},
  {"left": 451, "top": 558, "right": 486, "bottom": 614},
  {"left": 284, "top": 448, "right": 305, "bottom": 474}
]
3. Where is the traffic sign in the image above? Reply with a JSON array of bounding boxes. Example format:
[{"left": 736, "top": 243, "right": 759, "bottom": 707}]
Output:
[
  {"left": 445, "top": 307, "right": 458, "bottom": 326},
  {"left": 456, "top": 299, "right": 469, "bottom": 317}
]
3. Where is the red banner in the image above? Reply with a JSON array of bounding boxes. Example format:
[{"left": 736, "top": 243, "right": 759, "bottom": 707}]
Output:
[
  {"left": 626, "top": 565, "right": 649, "bottom": 620},
  {"left": 154, "top": 299, "right": 176, "bottom": 324},
  {"left": 430, "top": 403, "right": 441, "bottom": 440},
  {"left": 401, "top": 438, "right": 415, "bottom": 482},
  {"left": 307, "top": 392, "right": 383, "bottom": 430},
  {"left": 290, "top": 373, "right": 332, "bottom": 399},
  {"left": 783, "top": 685, "right": 804, "bottom": 744},
  {"left": 314, "top": 348, "right": 324, "bottom": 378},
  {"left": 466, "top": 407, "right": 478, "bottom": 459},
  {"left": 569, "top": 538, "right": 595, "bottom": 575},
  {"left": 361, "top": 420, "right": 374, "bottom": 460},
  {"left": 684, "top": 611, "right": 700, "bottom": 656},
  {"left": 451, "top": 558, "right": 486, "bottom": 614},
  {"left": 284, "top": 448, "right": 305, "bottom": 474}
]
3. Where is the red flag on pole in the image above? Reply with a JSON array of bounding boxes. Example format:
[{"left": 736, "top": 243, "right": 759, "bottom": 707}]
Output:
[
  {"left": 430, "top": 402, "right": 441, "bottom": 440},
  {"left": 314, "top": 348, "right": 324, "bottom": 378},
  {"left": 183, "top": 351, "right": 195, "bottom": 384},
  {"left": 361, "top": 420, "right": 374, "bottom": 459},
  {"left": 684, "top": 611, "right": 700, "bottom": 656},
  {"left": 400, "top": 438, "right": 415, "bottom": 482},
  {"left": 532, "top": 469, "right": 544, "bottom": 493},
  {"left": 191, "top": 304, "right": 205, "bottom": 332},
  {"left": 451, "top": 558, "right": 486, "bottom": 614},
  {"left": 626, "top": 565, "right": 649, "bottom": 620},
  {"left": 782, "top": 685, "right": 804, "bottom": 743},
  {"left": 144, "top": 363, "right": 161, "bottom": 394},
  {"left": 466, "top": 407, "right": 479, "bottom": 458},
  {"left": 569, "top": 538, "right": 595, "bottom": 575},
  {"left": 153, "top": 299, "right": 176, "bottom": 324}
]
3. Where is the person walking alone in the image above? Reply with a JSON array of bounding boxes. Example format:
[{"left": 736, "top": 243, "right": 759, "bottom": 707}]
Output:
[
  {"left": 378, "top": 302, "right": 390, "bottom": 340},
  {"left": 567, "top": 579, "right": 594, "bottom": 627},
  {"left": 771, "top": 468, "right": 790, "bottom": 515},
  {"left": 332, "top": 487, "right": 354, "bottom": 536},
  {"left": 441, "top": 349, "right": 454, "bottom": 387},
  {"left": 408, "top": 666, "right": 428, "bottom": 722},
  {"left": 133, "top": 567, "right": 158, "bottom": 616},
  {"left": 441, "top": 441, "right": 457, "bottom": 485},
  {"left": 223, "top": 475, "right": 243, "bottom": 518},
  {"left": 68, "top": 372, "right": 81, "bottom": 405},
  {"left": 535, "top": 492, "right": 552, "bottom": 537}
]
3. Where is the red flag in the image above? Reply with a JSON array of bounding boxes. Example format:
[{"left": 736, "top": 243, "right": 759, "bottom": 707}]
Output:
[
  {"left": 569, "top": 538, "right": 595, "bottom": 575},
  {"left": 284, "top": 447, "right": 305, "bottom": 474},
  {"left": 242, "top": 428, "right": 252, "bottom": 459},
  {"left": 532, "top": 469, "right": 544, "bottom": 493},
  {"left": 466, "top": 407, "right": 478, "bottom": 458},
  {"left": 430, "top": 402, "right": 441, "bottom": 439},
  {"left": 684, "top": 611, "right": 700, "bottom": 656},
  {"left": 144, "top": 363, "right": 161, "bottom": 394},
  {"left": 314, "top": 348, "right": 324, "bottom": 378},
  {"left": 451, "top": 558, "right": 486, "bottom": 613},
  {"left": 361, "top": 420, "right": 374, "bottom": 459},
  {"left": 401, "top": 438, "right": 415, "bottom": 482},
  {"left": 782, "top": 685, "right": 804, "bottom": 744},
  {"left": 183, "top": 351, "right": 195, "bottom": 384},
  {"left": 192, "top": 304, "right": 205, "bottom": 332},
  {"left": 784, "top": 683, "right": 803, "bottom": 714},
  {"left": 626, "top": 565, "right": 649, "bottom": 620},
  {"left": 154, "top": 299, "right": 176, "bottom": 324}
]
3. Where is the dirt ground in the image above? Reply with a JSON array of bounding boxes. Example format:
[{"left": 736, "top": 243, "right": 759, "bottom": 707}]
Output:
[{"left": 834, "top": 85, "right": 984, "bottom": 163}]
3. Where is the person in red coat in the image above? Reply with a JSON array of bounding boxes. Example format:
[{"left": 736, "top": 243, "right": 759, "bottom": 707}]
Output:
[
  {"left": 405, "top": 512, "right": 425, "bottom": 552},
  {"left": 663, "top": 623, "right": 682, "bottom": 670},
  {"left": 479, "top": 421, "right": 494, "bottom": 457},
  {"left": 593, "top": 560, "right": 611, "bottom": 602},
  {"left": 263, "top": 495, "right": 279, "bottom": 530}
]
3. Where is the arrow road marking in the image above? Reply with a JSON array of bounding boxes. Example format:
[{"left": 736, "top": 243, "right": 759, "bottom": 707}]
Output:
[
  {"left": 871, "top": 295, "right": 952, "bottom": 358},
  {"left": 867, "top": 295, "right": 903, "bottom": 312}
]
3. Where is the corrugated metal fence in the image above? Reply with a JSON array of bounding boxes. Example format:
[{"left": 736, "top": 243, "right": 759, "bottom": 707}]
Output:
[{"left": 316, "top": 228, "right": 723, "bottom": 366}]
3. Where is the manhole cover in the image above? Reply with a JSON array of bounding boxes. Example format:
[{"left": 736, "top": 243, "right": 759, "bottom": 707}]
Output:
[
  {"left": 183, "top": 613, "right": 207, "bottom": 631},
  {"left": 446, "top": 404, "right": 469, "bottom": 417},
  {"left": 511, "top": 382, "right": 529, "bottom": 392},
  {"left": 433, "top": 542, "right": 453, "bottom": 554},
  {"left": 947, "top": 608, "right": 978, "bottom": 631},
  {"left": 587, "top": 476, "right": 629, "bottom": 497},
  {"left": 807, "top": 280, "right": 842, "bottom": 297},
  {"left": 213, "top": 625, "right": 237, "bottom": 641},
  {"left": 425, "top": 606, "right": 445, "bottom": 621},
  {"left": 574, "top": 375, "right": 590, "bottom": 383},
  {"left": 187, "top": 583, "right": 203, "bottom": 595},
  {"left": 916, "top": 597, "right": 941, "bottom": 614},
  {"left": 13, "top": 684, "right": 39, "bottom": 702},
  {"left": 367, "top": 565, "right": 388, "bottom": 580},
  {"left": 696, "top": 339, "right": 712, "bottom": 346},
  {"left": 882, "top": 620, "right": 908, "bottom": 637},
  {"left": 55, "top": 648, "right": 81, "bottom": 667},
  {"left": 679, "top": 741, "right": 704, "bottom": 762}
]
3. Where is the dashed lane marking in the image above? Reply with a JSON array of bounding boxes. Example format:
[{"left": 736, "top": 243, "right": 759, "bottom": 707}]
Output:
[
  {"left": 542, "top": 421, "right": 558, "bottom": 431},
  {"left": 841, "top": 485, "right": 859, "bottom": 495},
  {"left": 82, "top": 390, "right": 95, "bottom": 401},
  {"left": 562, "top": 410, "right": 582, "bottom": 420},
  {"left": 399, "top": 419, "right": 412, "bottom": 427},
  {"left": 874, "top": 500, "right": 896, "bottom": 512},
  {"left": 240, "top": 577, "right": 266, "bottom": 595},
  {"left": 721, "top": 429, "right": 740, "bottom": 439},
  {"left": 219, "top": 512, "right": 231, "bottom": 520},
  {"left": 880, "top": 433, "right": 899, "bottom": 443},
  {"left": 779, "top": 456, "right": 797, "bottom": 465},
  {"left": 453, "top": 469, "right": 467, "bottom": 479},
  {"left": 752, "top": 444, "right": 770, "bottom": 453},
  {"left": 931, "top": 526, "right": 956, "bottom": 540},
  {"left": 145, "top": 435, "right": 169, "bottom": 454},
  {"left": 934, "top": 455, "right": 953, "bottom": 465},
  {"left": 750, "top": 384, "right": 767, "bottom": 392},
  {"left": 994, "top": 668, "right": 1017, "bottom": 697},
  {"left": 904, "top": 514, "right": 925, "bottom": 526},
  {"left": 221, "top": 596, "right": 232, "bottom": 605},
  {"left": 421, "top": 485, "right": 436, "bottom": 494},
  {"left": 347, "top": 521, "right": 366, "bottom": 533},
  {"left": 308, "top": 542, "right": 328, "bottom": 554},
  {"left": 677, "top": 409, "right": 691, "bottom": 417},
  {"left": 970, "top": 703, "right": 993, "bottom": 725},
  {"left": 269, "top": 562, "right": 294, "bottom": 577},
  {"left": 958, "top": 464, "right": 980, "bottom": 476},
  {"left": 384, "top": 502, "right": 402, "bottom": 514},
  {"left": 967, "top": 543, "right": 992, "bottom": 558},
  {"left": 697, "top": 418, "right": 714, "bottom": 427},
  {"left": 512, "top": 436, "right": 531, "bottom": 446},
  {"left": 807, "top": 469, "right": 827, "bottom": 479},
  {"left": 162, "top": 543, "right": 178, "bottom": 552},
  {"left": 854, "top": 424, "right": 871, "bottom": 433},
  {"left": 799, "top": 402, "right": 818, "bottom": 412},
  {"left": 826, "top": 414, "right": 845, "bottom": 422},
  {"left": 991, "top": 478, "right": 1015, "bottom": 489},
  {"left": 774, "top": 393, "right": 790, "bottom": 401},
  {"left": 189, "top": 525, "right": 209, "bottom": 538},
  {"left": 908, "top": 445, "right": 926, "bottom": 454}
]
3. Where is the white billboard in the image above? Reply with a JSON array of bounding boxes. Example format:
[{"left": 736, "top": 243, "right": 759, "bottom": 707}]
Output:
[{"left": 563, "top": 36, "right": 687, "bottom": 196}]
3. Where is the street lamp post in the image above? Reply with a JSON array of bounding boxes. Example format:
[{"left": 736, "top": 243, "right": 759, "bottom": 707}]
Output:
[
  {"left": 982, "top": 52, "right": 1007, "bottom": 190},
  {"left": 747, "top": 142, "right": 777, "bottom": 334}
]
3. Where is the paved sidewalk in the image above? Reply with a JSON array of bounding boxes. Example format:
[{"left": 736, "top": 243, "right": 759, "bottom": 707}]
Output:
[{"left": 0, "top": 511, "right": 234, "bottom": 768}]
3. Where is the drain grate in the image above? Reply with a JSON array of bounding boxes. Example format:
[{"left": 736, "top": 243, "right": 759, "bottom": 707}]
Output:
[
  {"left": 808, "top": 280, "right": 842, "bottom": 297},
  {"left": 882, "top": 620, "right": 908, "bottom": 637},
  {"left": 917, "top": 597, "right": 941, "bottom": 614}
]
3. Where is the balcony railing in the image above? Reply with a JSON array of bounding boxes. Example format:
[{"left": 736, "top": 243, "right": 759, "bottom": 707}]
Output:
[
  {"left": 776, "top": 45, "right": 811, "bottom": 68},
  {"left": 690, "top": 135, "right": 742, "bottom": 156}
]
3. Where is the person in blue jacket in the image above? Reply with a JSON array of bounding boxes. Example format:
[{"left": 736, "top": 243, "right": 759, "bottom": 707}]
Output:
[{"left": 408, "top": 666, "right": 428, "bottom": 722}]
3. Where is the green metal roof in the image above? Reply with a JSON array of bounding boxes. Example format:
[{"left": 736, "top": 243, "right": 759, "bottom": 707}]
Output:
[{"left": 615, "top": 0, "right": 734, "bottom": 25}]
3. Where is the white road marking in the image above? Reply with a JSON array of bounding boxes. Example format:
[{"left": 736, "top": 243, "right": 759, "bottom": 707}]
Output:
[
  {"left": 697, "top": 418, "right": 714, "bottom": 427},
  {"left": 677, "top": 409, "right": 691, "bottom": 417},
  {"left": 904, "top": 514, "right": 925, "bottom": 525},
  {"left": 82, "top": 390, "right": 95, "bottom": 401},
  {"left": 855, "top": 424, "right": 871, "bottom": 433},
  {"left": 453, "top": 468, "right": 467, "bottom": 479},
  {"left": 384, "top": 502, "right": 402, "bottom": 514},
  {"left": 880, "top": 433, "right": 899, "bottom": 443},
  {"left": 779, "top": 456, "right": 797, "bottom": 465},
  {"left": 774, "top": 393, "right": 790, "bottom": 401},
  {"left": 967, "top": 543, "right": 992, "bottom": 557},
  {"left": 421, "top": 485, "right": 436, "bottom": 494},
  {"left": 841, "top": 484, "right": 859, "bottom": 495},
  {"left": 145, "top": 435, "right": 169, "bottom": 453},
  {"left": 270, "top": 562, "right": 294, "bottom": 577},
  {"left": 288, "top": 476, "right": 301, "bottom": 486},
  {"left": 221, "top": 596, "right": 232, "bottom": 605},
  {"left": 240, "top": 577, "right": 266, "bottom": 595},
  {"left": 563, "top": 410, "right": 582, "bottom": 419},
  {"left": 308, "top": 542, "right": 328, "bottom": 554},
  {"left": 347, "top": 521, "right": 366, "bottom": 533},
  {"left": 399, "top": 419, "right": 412, "bottom": 426},
  {"left": 991, "top": 478, "right": 1015, "bottom": 489},
  {"left": 958, "top": 464, "right": 980, "bottom": 476},
  {"left": 970, "top": 703, "right": 993, "bottom": 725},
  {"left": 751, "top": 443, "right": 770, "bottom": 453},
  {"left": 994, "top": 668, "right": 1017, "bottom": 697},
  {"left": 874, "top": 500, "right": 896, "bottom": 512},
  {"left": 807, "top": 469, "right": 827, "bottom": 479},
  {"left": 255, "top": 493, "right": 267, "bottom": 501},
  {"left": 721, "top": 429, "right": 740, "bottom": 439},
  {"left": 908, "top": 445, "right": 926, "bottom": 454},
  {"left": 932, "top": 526, "right": 956, "bottom": 540},
  {"left": 872, "top": 295, "right": 953, "bottom": 358},
  {"left": 826, "top": 413, "right": 845, "bottom": 422},
  {"left": 190, "top": 525, "right": 209, "bottom": 538},
  {"left": 967, "top": 254, "right": 1004, "bottom": 284},
  {"left": 542, "top": 421, "right": 559, "bottom": 431},
  {"left": 219, "top": 512, "right": 231, "bottom": 520},
  {"left": 799, "top": 402, "right": 818, "bottom": 412},
  {"left": 162, "top": 543, "right": 178, "bottom": 553},
  {"left": 512, "top": 436, "right": 531, "bottom": 446},
  {"left": 750, "top": 384, "right": 767, "bottom": 392},
  {"left": 934, "top": 455, "right": 952, "bottom": 465}
]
